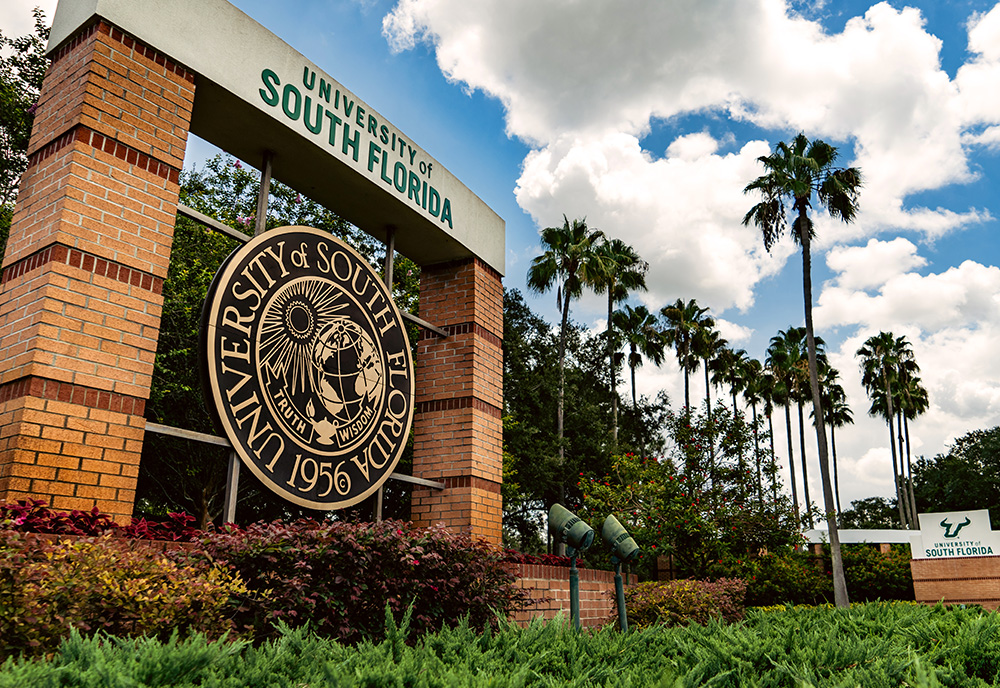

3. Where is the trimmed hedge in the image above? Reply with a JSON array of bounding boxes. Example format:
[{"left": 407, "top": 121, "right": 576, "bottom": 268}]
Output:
[
  {"left": 3, "top": 602, "right": 999, "bottom": 687},
  {"left": 189, "top": 518, "right": 530, "bottom": 643},
  {"left": 621, "top": 578, "right": 746, "bottom": 629}
]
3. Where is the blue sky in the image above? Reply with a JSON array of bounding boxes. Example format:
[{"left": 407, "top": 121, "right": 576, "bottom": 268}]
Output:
[{"left": 6, "top": 0, "right": 1000, "bottom": 511}]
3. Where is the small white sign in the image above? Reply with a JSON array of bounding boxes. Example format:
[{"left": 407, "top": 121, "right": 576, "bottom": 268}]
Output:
[{"left": 910, "top": 509, "right": 1000, "bottom": 559}]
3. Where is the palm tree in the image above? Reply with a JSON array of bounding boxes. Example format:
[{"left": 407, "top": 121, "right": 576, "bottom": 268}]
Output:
[
  {"left": 526, "top": 216, "right": 604, "bottom": 470},
  {"left": 696, "top": 325, "right": 727, "bottom": 423},
  {"left": 744, "top": 133, "right": 862, "bottom": 608},
  {"left": 765, "top": 341, "right": 800, "bottom": 524},
  {"left": 612, "top": 304, "right": 666, "bottom": 409},
  {"left": 593, "top": 238, "right": 648, "bottom": 445},
  {"left": 661, "top": 298, "right": 711, "bottom": 411},
  {"left": 813, "top": 368, "right": 853, "bottom": 518},
  {"left": 713, "top": 347, "right": 750, "bottom": 414},
  {"left": 740, "top": 357, "right": 766, "bottom": 504},
  {"left": 900, "top": 376, "right": 928, "bottom": 522},
  {"left": 858, "top": 332, "right": 918, "bottom": 528}
]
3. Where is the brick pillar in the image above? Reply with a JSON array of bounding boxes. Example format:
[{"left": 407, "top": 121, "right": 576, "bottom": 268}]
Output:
[
  {"left": 0, "top": 21, "right": 194, "bottom": 521},
  {"left": 410, "top": 258, "right": 503, "bottom": 543}
]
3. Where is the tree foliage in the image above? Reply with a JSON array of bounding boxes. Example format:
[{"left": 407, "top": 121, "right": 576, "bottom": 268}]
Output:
[
  {"left": 0, "top": 8, "right": 49, "bottom": 261},
  {"left": 914, "top": 426, "right": 1000, "bottom": 529}
]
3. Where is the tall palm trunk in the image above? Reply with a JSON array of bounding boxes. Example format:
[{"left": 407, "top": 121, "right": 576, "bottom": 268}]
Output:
[
  {"left": 751, "top": 401, "right": 762, "bottom": 506},
  {"left": 799, "top": 213, "right": 848, "bottom": 607},
  {"left": 904, "top": 414, "right": 918, "bottom": 522},
  {"left": 682, "top": 349, "right": 691, "bottom": 411},
  {"left": 768, "top": 410, "right": 777, "bottom": 502},
  {"left": 830, "top": 421, "right": 842, "bottom": 517},
  {"left": 557, "top": 289, "right": 571, "bottom": 498},
  {"left": 881, "top": 369, "right": 906, "bottom": 528},
  {"left": 704, "top": 364, "right": 714, "bottom": 481},
  {"left": 796, "top": 400, "right": 814, "bottom": 528},
  {"left": 784, "top": 403, "right": 799, "bottom": 520},
  {"left": 607, "top": 291, "right": 618, "bottom": 445},
  {"left": 895, "top": 410, "right": 913, "bottom": 528}
]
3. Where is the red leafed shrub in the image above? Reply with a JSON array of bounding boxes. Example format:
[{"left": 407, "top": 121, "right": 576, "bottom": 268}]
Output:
[
  {"left": 1, "top": 500, "right": 200, "bottom": 541},
  {"left": 622, "top": 578, "right": 746, "bottom": 629},
  {"left": 195, "top": 519, "right": 531, "bottom": 644}
]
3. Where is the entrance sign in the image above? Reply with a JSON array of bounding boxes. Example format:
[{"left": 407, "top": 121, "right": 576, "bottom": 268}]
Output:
[
  {"left": 1, "top": 0, "right": 504, "bottom": 541},
  {"left": 202, "top": 227, "right": 414, "bottom": 509},
  {"left": 48, "top": 0, "right": 505, "bottom": 273},
  {"left": 910, "top": 510, "right": 1000, "bottom": 559}
]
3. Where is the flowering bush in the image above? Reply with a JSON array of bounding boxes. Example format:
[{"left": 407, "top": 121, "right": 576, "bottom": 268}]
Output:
[
  {"left": 0, "top": 531, "right": 245, "bottom": 658},
  {"left": 502, "top": 549, "right": 583, "bottom": 568},
  {"left": 622, "top": 578, "right": 746, "bottom": 629},
  {"left": 195, "top": 519, "right": 531, "bottom": 644}
]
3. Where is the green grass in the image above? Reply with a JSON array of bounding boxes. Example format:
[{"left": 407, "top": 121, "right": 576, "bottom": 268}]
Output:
[{"left": 2, "top": 602, "right": 998, "bottom": 687}]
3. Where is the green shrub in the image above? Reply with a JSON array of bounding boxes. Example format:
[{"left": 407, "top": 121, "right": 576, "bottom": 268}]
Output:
[
  {"left": 196, "top": 519, "right": 530, "bottom": 644},
  {"left": 842, "top": 544, "right": 914, "bottom": 601},
  {"left": 9, "top": 601, "right": 996, "bottom": 687},
  {"left": 0, "top": 531, "right": 245, "bottom": 658},
  {"left": 734, "top": 550, "right": 833, "bottom": 606},
  {"left": 621, "top": 578, "right": 746, "bottom": 629}
]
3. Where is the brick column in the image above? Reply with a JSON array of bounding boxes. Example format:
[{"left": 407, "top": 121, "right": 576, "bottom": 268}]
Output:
[
  {"left": 410, "top": 258, "right": 503, "bottom": 543},
  {"left": 0, "top": 21, "right": 194, "bottom": 521}
]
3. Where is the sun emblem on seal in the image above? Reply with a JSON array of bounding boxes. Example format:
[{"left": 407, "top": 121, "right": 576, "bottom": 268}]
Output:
[{"left": 257, "top": 277, "right": 385, "bottom": 453}]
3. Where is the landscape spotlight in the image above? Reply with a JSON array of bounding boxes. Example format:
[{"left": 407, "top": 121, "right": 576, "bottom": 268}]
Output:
[
  {"left": 602, "top": 514, "right": 640, "bottom": 632},
  {"left": 548, "top": 503, "right": 595, "bottom": 556},
  {"left": 548, "top": 504, "right": 594, "bottom": 630}
]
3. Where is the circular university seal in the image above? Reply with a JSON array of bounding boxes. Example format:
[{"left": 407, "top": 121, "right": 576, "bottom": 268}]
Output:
[{"left": 201, "top": 226, "right": 414, "bottom": 510}]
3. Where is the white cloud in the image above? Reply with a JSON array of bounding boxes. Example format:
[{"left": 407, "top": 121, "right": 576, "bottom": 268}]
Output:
[
  {"left": 384, "top": 0, "right": 998, "bottom": 316},
  {"left": 826, "top": 238, "right": 927, "bottom": 291}
]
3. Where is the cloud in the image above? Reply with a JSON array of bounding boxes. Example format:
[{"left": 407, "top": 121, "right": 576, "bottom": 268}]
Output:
[
  {"left": 826, "top": 238, "right": 927, "bottom": 291},
  {"left": 384, "top": 0, "right": 998, "bottom": 316}
]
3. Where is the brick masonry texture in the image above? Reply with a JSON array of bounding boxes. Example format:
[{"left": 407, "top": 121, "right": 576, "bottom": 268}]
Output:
[
  {"left": 411, "top": 256, "right": 504, "bottom": 542},
  {"left": 507, "top": 563, "right": 639, "bottom": 628},
  {"left": 0, "top": 19, "right": 194, "bottom": 520},
  {"left": 911, "top": 556, "right": 1000, "bottom": 610}
]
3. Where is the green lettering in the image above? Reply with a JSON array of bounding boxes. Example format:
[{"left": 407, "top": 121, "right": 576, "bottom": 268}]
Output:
[
  {"left": 319, "top": 79, "right": 332, "bottom": 103},
  {"left": 428, "top": 186, "right": 441, "bottom": 216},
  {"left": 355, "top": 105, "right": 365, "bottom": 127},
  {"left": 303, "top": 96, "right": 323, "bottom": 134},
  {"left": 324, "top": 111, "right": 342, "bottom": 147},
  {"left": 367, "top": 141, "right": 382, "bottom": 173},
  {"left": 259, "top": 69, "right": 280, "bottom": 106},
  {"left": 408, "top": 171, "right": 421, "bottom": 203},
  {"left": 441, "top": 198, "right": 453, "bottom": 229},
  {"left": 380, "top": 124, "right": 390, "bottom": 144},
  {"left": 342, "top": 123, "right": 360, "bottom": 162},
  {"left": 393, "top": 162, "right": 407, "bottom": 192},
  {"left": 302, "top": 66, "right": 316, "bottom": 90},
  {"left": 282, "top": 84, "right": 302, "bottom": 120}
]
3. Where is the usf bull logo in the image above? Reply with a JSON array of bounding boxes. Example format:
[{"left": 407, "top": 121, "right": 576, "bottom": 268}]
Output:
[{"left": 940, "top": 517, "right": 972, "bottom": 539}]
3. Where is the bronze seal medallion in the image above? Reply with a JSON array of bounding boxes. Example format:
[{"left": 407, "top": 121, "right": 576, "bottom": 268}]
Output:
[{"left": 201, "top": 226, "right": 414, "bottom": 509}]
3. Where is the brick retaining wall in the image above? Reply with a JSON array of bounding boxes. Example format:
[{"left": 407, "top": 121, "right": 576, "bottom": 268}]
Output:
[
  {"left": 508, "top": 562, "right": 638, "bottom": 628},
  {"left": 911, "top": 556, "right": 1000, "bottom": 610}
]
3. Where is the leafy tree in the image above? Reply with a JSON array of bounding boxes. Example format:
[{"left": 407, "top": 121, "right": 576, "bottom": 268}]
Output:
[
  {"left": 743, "top": 133, "right": 862, "bottom": 608},
  {"left": 526, "top": 216, "right": 604, "bottom": 475},
  {"left": 0, "top": 8, "right": 49, "bottom": 262},
  {"left": 580, "top": 406, "right": 793, "bottom": 579},
  {"left": 914, "top": 427, "right": 1000, "bottom": 529},
  {"left": 592, "top": 237, "right": 647, "bottom": 445},
  {"left": 840, "top": 496, "right": 900, "bottom": 530}
]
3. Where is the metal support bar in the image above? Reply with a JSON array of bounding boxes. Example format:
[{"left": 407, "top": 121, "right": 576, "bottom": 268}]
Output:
[
  {"left": 223, "top": 451, "right": 239, "bottom": 523},
  {"left": 387, "top": 472, "right": 444, "bottom": 490},
  {"left": 570, "top": 556, "right": 581, "bottom": 631},
  {"left": 145, "top": 422, "right": 231, "bottom": 447},
  {"left": 401, "top": 311, "right": 448, "bottom": 338},
  {"left": 176, "top": 204, "right": 249, "bottom": 243},
  {"left": 614, "top": 562, "right": 628, "bottom": 632},
  {"left": 254, "top": 151, "right": 273, "bottom": 236}
]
